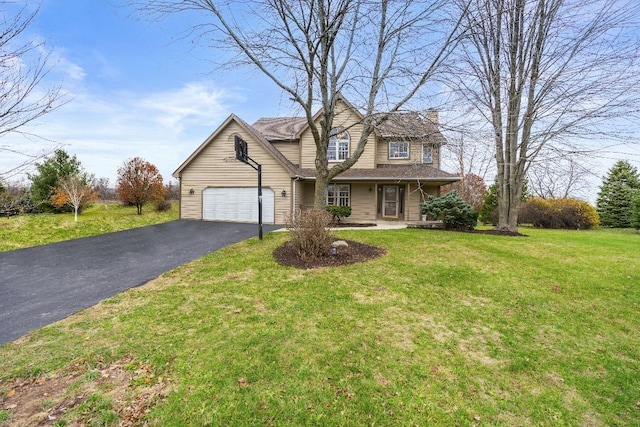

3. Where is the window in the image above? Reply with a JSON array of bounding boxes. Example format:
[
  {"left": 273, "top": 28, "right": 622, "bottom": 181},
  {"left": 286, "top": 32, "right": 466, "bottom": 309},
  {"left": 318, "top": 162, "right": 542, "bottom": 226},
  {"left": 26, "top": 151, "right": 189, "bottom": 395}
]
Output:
[
  {"left": 328, "top": 129, "right": 350, "bottom": 161},
  {"left": 389, "top": 141, "right": 409, "bottom": 159},
  {"left": 422, "top": 144, "right": 433, "bottom": 163},
  {"left": 327, "top": 184, "right": 350, "bottom": 206}
]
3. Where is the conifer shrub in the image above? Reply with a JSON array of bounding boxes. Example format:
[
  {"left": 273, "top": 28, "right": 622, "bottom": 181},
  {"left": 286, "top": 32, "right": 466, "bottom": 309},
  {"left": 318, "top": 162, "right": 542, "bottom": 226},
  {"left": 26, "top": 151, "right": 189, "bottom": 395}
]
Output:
[
  {"left": 285, "top": 209, "right": 334, "bottom": 259},
  {"left": 518, "top": 197, "right": 599, "bottom": 229},
  {"left": 420, "top": 190, "right": 478, "bottom": 231}
]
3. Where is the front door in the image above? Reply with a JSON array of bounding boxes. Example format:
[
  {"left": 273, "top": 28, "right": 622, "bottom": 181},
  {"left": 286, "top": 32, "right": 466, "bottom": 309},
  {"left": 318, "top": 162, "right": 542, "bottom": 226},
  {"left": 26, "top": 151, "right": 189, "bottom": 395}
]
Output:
[{"left": 383, "top": 185, "right": 399, "bottom": 218}]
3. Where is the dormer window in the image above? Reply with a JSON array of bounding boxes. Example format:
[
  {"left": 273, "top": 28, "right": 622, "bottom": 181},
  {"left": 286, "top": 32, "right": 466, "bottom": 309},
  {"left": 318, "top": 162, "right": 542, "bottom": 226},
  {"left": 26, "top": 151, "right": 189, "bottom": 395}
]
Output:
[
  {"left": 389, "top": 141, "right": 409, "bottom": 159},
  {"left": 422, "top": 144, "right": 433, "bottom": 163},
  {"left": 328, "top": 129, "right": 349, "bottom": 161}
]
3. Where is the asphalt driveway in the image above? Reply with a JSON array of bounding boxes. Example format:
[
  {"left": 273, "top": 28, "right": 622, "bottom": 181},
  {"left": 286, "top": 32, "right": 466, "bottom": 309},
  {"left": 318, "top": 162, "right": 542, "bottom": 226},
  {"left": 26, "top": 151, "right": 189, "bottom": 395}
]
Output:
[{"left": 0, "top": 220, "right": 280, "bottom": 345}]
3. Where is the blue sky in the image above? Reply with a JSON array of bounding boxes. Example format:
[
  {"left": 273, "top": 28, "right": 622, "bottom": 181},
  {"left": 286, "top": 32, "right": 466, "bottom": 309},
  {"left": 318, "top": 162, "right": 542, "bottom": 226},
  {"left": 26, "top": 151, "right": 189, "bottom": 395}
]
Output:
[
  {"left": 1, "top": 0, "right": 290, "bottom": 184},
  {"left": 1, "top": 0, "right": 638, "bottom": 199}
]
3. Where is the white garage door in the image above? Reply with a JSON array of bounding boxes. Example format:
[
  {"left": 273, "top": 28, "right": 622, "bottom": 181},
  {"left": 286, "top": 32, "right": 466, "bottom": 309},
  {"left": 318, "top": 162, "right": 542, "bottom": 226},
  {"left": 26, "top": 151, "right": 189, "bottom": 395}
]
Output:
[{"left": 203, "top": 188, "right": 275, "bottom": 224}]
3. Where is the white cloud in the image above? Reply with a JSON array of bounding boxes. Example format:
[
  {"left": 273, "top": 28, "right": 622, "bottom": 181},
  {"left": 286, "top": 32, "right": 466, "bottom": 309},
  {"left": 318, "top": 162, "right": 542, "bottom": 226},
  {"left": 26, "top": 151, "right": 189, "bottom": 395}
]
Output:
[
  {"left": 139, "top": 83, "right": 236, "bottom": 133},
  {"left": 58, "top": 57, "right": 86, "bottom": 81},
  {"left": 0, "top": 81, "right": 243, "bottom": 183}
]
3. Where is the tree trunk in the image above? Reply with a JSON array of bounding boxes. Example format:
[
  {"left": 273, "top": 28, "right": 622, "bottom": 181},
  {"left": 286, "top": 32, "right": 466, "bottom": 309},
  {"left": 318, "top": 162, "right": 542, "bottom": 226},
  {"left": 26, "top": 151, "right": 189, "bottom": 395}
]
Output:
[
  {"left": 137, "top": 203, "right": 143, "bottom": 215},
  {"left": 314, "top": 174, "right": 329, "bottom": 210},
  {"left": 496, "top": 171, "right": 523, "bottom": 232},
  {"left": 74, "top": 206, "right": 78, "bottom": 223}
]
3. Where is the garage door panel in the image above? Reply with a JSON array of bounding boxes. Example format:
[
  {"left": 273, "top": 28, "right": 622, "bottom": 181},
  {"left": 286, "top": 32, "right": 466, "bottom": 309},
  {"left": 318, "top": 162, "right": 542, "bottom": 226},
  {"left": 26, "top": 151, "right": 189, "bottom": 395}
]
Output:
[{"left": 203, "top": 188, "right": 274, "bottom": 224}]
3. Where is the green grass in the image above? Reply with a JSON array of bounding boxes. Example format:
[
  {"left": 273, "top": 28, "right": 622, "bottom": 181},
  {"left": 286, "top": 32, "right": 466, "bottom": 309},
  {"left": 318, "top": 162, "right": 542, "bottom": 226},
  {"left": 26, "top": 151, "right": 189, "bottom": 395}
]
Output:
[
  {"left": 0, "top": 202, "right": 178, "bottom": 251},
  {"left": 1, "top": 227, "right": 639, "bottom": 425}
]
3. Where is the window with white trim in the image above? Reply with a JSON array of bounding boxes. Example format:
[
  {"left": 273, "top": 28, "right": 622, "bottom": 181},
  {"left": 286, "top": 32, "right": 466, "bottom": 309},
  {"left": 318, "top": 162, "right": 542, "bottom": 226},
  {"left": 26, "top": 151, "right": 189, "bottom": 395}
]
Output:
[
  {"left": 422, "top": 144, "right": 433, "bottom": 163},
  {"left": 389, "top": 141, "right": 409, "bottom": 159},
  {"left": 328, "top": 129, "right": 350, "bottom": 161},
  {"left": 327, "top": 184, "right": 350, "bottom": 206}
]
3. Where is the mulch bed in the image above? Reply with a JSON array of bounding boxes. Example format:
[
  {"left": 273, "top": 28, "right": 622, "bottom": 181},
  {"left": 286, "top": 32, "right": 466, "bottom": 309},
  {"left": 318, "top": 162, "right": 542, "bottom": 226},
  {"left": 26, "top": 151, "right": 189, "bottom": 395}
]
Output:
[
  {"left": 274, "top": 227, "right": 523, "bottom": 270},
  {"left": 331, "top": 223, "right": 377, "bottom": 228},
  {"left": 273, "top": 239, "right": 386, "bottom": 269}
]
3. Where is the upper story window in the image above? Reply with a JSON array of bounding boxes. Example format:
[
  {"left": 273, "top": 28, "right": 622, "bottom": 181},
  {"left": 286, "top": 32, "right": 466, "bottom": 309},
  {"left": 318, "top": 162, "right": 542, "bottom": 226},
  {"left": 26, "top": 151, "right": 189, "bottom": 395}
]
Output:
[
  {"left": 389, "top": 141, "right": 409, "bottom": 159},
  {"left": 328, "top": 129, "right": 350, "bottom": 161},
  {"left": 327, "top": 184, "right": 350, "bottom": 206},
  {"left": 422, "top": 144, "right": 433, "bottom": 163}
]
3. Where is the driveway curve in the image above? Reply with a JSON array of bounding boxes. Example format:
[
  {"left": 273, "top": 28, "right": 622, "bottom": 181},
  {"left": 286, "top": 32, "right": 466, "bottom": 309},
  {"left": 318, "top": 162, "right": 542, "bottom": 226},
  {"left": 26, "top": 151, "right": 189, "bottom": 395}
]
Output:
[{"left": 0, "top": 220, "right": 280, "bottom": 345}]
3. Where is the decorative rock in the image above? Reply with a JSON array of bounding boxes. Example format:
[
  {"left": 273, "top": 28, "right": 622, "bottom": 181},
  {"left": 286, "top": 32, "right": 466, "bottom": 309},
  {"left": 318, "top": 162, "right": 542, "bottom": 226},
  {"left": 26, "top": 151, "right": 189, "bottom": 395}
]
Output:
[{"left": 331, "top": 240, "right": 349, "bottom": 248}]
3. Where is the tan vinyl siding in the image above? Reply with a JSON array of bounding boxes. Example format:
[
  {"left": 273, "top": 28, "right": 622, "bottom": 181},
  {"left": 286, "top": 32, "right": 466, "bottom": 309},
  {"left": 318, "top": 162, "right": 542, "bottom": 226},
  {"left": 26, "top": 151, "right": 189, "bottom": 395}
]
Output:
[
  {"left": 405, "top": 183, "right": 440, "bottom": 221},
  {"left": 178, "top": 121, "right": 292, "bottom": 223},
  {"left": 300, "top": 100, "right": 376, "bottom": 169},
  {"left": 292, "top": 179, "right": 305, "bottom": 212},
  {"left": 271, "top": 141, "right": 300, "bottom": 165},
  {"left": 348, "top": 183, "right": 376, "bottom": 222},
  {"left": 300, "top": 181, "right": 315, "bottom": 211},
  {"left": 376, "top": 139, "right": 440, "bottom": 168}
]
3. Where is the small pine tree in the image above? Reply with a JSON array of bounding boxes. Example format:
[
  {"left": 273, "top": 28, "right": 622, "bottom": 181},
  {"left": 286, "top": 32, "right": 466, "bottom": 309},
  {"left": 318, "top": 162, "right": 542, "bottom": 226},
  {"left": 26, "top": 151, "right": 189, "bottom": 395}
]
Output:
[
  {"left": 596, "top": 160, "right": 640, "bottom": 228},
  {"left": 478, "top": 183, "right": 498, "bottom": 225}
]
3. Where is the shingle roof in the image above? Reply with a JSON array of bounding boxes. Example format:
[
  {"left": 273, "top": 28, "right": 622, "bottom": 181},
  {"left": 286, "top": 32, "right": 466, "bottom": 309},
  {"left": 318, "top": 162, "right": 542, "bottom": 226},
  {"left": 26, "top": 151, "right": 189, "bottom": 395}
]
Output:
[
  {"left": 252, "top": 117, "right": 308, "bottom": 140},
  {"left": 375, "top": 111, "right": 446, "bottom": 143},
  {"left": 253, "top": 111, "right": 447, "bottom": 145},
  {"left": 233, "top": 115, "right": 300, "bottom": 176}
]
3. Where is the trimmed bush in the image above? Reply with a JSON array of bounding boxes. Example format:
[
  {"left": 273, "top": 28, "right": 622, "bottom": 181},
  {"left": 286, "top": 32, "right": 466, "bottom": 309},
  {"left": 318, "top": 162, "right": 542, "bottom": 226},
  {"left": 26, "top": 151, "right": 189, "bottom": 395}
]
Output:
[
  {"left": 420, "top": 190, "right": 478, "bottom": 231},
  {"left": 325, "top": 205, "right": 352, "bottom": 223},
  {"left": 518, "top": 197, "right": 599, "bottom": 229},
  {"left": 285, "top": 209, "right": 334, "bottom": 259}
]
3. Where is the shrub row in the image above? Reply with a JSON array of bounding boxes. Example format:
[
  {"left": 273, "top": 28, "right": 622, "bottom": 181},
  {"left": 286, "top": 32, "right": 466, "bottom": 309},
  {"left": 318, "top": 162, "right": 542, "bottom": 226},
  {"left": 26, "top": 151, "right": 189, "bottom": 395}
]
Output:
[{"left": 518, "top": 197, "right": 599, "bottom": 229}]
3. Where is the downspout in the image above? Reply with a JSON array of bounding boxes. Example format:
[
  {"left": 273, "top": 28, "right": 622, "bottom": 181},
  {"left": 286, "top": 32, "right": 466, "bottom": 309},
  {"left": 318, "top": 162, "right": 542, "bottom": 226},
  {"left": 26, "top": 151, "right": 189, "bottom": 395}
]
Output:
[
  {"left": 178, "top": 175, "right": 182, "bottom": 220},
  {"left": 292, "top": 176, "right": 302, "bottom": 222}
]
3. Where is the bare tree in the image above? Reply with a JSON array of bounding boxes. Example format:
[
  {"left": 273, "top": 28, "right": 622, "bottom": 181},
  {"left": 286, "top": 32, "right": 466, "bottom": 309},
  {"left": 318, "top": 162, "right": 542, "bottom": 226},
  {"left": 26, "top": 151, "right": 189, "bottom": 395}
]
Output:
[
  {"left": 136, "top": 0, "right": 466, "bottom": 208},
  {"left": 448, "top": 0, "right": 640, "bottom": 232},
  {"left": 51, "top": 175, "right": 98, "bottom": 222},
  {"left": 527, "top": 152, "right": 593, "bottom": 200},
  {"left": 441, "top": 129, "right": 494, "bottom": 181},
  {"left": 0, "top": 1, "right": 65, "bottom": 180}
]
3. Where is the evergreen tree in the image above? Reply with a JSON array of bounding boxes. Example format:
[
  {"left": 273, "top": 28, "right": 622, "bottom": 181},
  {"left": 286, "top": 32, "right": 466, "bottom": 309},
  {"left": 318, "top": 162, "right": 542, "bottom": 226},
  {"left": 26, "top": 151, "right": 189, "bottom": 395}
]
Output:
[
  {"left": 596, "top": 160, "right": 640, "bottom": 227},
  {"left": 28, "top": 149, "right": 88, "bottom": 212},
  {"left": 630, "top": 192, "right": 640, "bottom": 230},
  {"left": 479, "top": 183, "right": 498, "bottom": 225}
]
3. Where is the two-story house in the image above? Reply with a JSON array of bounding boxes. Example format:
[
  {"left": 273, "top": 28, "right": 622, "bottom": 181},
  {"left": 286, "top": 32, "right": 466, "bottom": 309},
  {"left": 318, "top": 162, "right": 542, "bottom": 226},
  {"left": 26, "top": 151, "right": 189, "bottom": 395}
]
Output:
[{"left": 173, "top": 97, "right": 460, "bottom": 224}]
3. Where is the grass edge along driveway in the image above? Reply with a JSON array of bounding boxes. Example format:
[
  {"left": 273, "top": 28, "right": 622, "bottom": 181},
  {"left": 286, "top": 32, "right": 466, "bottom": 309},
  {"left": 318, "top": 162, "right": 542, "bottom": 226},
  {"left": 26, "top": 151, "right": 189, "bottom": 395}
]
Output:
[
  {"left": 0, "top": 220, "right": 281, "bottom": 344},
  {"left": 0, "top": 228, "right": 638, "bottom": 426}
]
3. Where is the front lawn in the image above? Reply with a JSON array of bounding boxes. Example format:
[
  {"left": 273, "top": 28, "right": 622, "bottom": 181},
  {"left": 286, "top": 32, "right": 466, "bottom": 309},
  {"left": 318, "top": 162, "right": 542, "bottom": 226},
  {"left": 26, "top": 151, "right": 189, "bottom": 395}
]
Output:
[
  {"left": 0, "top": 228, "right": 638, "bottom": 425},
  {"left": 0, "top": 202, "right": 178, "bottom": 252}
]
